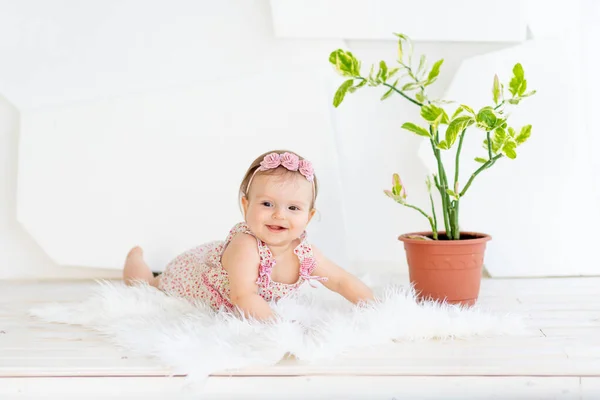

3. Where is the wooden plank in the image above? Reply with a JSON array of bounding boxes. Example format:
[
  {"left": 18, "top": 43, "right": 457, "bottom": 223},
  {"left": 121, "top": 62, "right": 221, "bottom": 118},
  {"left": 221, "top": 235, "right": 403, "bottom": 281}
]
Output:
[
  {"left": 0, "top": 281, "right": 104, "bottom": 303},
  {"left": 582, "top": 377, "right": 600, "bottom": 399},
  {"left": 0, "top": 337, "right": 581, "bottom": 360},
  {"left": 541, "top": 326, "right": 600, "bottom": 338},
  {"left": 0, "top": 357, "right": 172, "bottom": 377},
  {"left": 1, "top": 278, "right": 599, "bottom": 382},
  {"left": 3, "top": 348, "right": 599, "bottom": 378},
  {"left": 0, "top": 376, "right": 584, "bottom": 399}
]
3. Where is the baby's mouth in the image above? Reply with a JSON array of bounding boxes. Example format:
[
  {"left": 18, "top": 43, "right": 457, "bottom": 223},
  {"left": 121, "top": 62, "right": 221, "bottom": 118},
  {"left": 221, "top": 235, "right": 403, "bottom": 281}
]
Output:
[{"left": 266, "top": 225, "right": 288, "bottom": 232}]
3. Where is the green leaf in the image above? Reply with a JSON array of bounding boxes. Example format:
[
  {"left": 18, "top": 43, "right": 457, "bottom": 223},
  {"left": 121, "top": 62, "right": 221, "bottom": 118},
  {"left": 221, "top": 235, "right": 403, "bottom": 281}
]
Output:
[
  {"left": 444, "top": 116, "right": 474, "bottom": 148},
  {"left": 381, "top": 87, "right": 394, "bottom": 101},
  {"left": 513, "top": 63, "right": 524, "bottom": 78},
  {"left": 474, "top": 157, "right": 488, "bottom": 163},
  {"left": 388, "top": 67, "right": 400, "bottom": 79},
  {"left": 502, "top": 139, "right": 517, "bottom": 159},
  {"left": 402, "top": 82, "right": 421, "bottom": 91},
  {"left": 451, "top": 106, "right": 464, "bottom": 120},
  {"left": 476, "top": 106, "right": 498, "bottom": 130},
  {"left": 394, "top": 33, "right": 412, "bottom": 62},
  {"left": 446, "top": 189, "right": 459, "bottom": 199},
  {"left": 508, "top": 127, "right": 516, "bottom": 137},
  {"left": 401, "top": 122, "right": 431, "bottom": 137},
  {"left": 515, "top": 124, "right": 532, "bottom": 145},
  {"left": 333, "top": 79, "right": 354, "bottom": 107},
  {"left": 417, "top": 55, "right": 427, "bottom": 77},
  {"left": 391, "top": 173, "right": 406, "bottom": 199},
  {"left": 461, "top": 104, "right": 476, "bottom": 116},
  {"left": 492, "top": 74, "right": 501, "bottom": 104},
  {"left": 509, "top": 63, "right": 526, "bottom": 97},
  {"left": 421, "top": 104, "right": 449, "bottom": 125},
  {"left": 426, "top": 59, "right": 444, "bottom": 85},
  {"left": 397, "top": 41, "right": 403, "bottom": 61},
  {"left": 355, "top": 79, "right": 367, "bottom": 89},
  {"left": 377, "top": 60, "right": 388, "bottom": 82},
  {"left": 329, "top": 50, "right": 361, "bottom": 77},
  {"left": 482, "top": 138, "right": 491, "bottom": 151},
  {"left": 437, "top": 140, "right": 450, "bottom": 150},
  {"left": 521, "top": 90, "right": 536, "bottom": 98},
  {"left": 492, "top": 127, "right": 507, "bottom": 153},
  {"left": 432, "top": 99, "right": 455, "bottom": 105},
  {"left": 415, "top": 91, "right": 426, "bottom": 103},
  {"left": 519, "top": 79, "right": 527, "bottom": 96},
  {"left": 451, "top": 104, "right": 476, "bottom": 119}
]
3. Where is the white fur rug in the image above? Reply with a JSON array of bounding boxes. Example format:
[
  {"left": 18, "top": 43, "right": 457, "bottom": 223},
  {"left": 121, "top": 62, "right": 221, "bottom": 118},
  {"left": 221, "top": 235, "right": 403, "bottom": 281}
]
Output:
[{"left": 29, "top": 273, "right": 526, "bottom": 383}]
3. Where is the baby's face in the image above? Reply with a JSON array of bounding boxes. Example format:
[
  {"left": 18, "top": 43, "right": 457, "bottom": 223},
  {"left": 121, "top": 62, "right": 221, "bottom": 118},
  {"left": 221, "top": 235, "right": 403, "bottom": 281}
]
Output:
[{"left": 242, "top": 171, "right": 315, "bottom": 247}]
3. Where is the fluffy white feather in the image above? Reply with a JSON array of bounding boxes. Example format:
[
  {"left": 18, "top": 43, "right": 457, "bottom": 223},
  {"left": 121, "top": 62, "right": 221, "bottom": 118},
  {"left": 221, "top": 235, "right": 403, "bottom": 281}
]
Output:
[{"left": 29, "top": 274, "right": 527, "bottom": 383}]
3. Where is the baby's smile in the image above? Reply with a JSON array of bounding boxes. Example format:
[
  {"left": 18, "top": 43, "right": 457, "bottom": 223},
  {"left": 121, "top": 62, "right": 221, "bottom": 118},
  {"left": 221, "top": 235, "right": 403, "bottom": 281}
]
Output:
[{"left": 266, "top": 224, "right": 288, "bottom": 233}]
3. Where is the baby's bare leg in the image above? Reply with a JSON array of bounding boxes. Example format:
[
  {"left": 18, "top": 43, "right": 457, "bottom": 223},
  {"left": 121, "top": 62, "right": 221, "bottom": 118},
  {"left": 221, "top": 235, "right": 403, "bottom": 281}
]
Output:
[{"left": 123, "top": 246, "right": 160, "bottom": 287}]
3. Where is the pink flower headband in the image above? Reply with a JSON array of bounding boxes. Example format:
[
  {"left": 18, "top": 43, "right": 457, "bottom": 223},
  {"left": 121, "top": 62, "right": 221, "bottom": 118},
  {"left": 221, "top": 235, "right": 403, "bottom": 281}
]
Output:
[
  {"left": 258, "top": 152, "right": 314, "bottom": 181},
  {"left": 245, "top": 152, "right": 316, "bottom": 202}
]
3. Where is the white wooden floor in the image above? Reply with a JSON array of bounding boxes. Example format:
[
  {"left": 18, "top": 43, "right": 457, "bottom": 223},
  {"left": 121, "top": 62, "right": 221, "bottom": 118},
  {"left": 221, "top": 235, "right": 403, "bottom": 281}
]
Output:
[{"left": 1, "top": 277, "right": 600, "bottom": 399}]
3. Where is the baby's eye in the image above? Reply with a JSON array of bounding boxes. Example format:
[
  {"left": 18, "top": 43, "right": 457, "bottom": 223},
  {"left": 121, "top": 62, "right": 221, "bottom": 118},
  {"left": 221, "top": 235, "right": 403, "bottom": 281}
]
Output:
[
  {"left": 288, "top": 206, "right": 300, "bottom": 211},
  {"left": 262, "top": 201, "right": 272, "bottom": 207}
]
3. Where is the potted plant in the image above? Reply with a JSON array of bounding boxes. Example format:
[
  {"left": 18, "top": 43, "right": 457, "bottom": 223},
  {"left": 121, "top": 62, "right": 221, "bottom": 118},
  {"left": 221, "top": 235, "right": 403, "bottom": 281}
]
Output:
[{"left": 329, "top": 34, "right": 536, "bottom": 306}]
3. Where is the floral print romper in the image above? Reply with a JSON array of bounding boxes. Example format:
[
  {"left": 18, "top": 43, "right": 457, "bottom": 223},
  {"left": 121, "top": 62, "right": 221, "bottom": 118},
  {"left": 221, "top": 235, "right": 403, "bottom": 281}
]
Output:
[{"left": 158, "top": 222, "right": 327, "bottom": 311}]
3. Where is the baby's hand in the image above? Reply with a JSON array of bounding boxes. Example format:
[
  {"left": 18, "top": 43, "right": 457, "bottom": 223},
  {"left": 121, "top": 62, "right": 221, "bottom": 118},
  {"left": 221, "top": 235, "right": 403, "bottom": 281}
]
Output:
[{"left": 311, "top": 245, "right": 375, "bottom": 305}]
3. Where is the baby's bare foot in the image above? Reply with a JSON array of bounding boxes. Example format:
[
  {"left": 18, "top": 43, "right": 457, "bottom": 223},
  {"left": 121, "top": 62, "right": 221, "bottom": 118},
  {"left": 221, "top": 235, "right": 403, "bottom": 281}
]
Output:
[{"left": 123, "top": 246, "right": 154, "bottom": 286}]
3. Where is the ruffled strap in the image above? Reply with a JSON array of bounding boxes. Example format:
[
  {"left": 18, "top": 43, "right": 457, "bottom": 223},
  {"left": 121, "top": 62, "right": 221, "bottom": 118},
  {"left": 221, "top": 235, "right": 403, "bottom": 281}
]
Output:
[
  {"left": 255, "top": 238, "right": 275, "bottom": 288},
  {"left": 294, "top": 238, "right": 328, "bottom": 288},
  {"left": 299, "top": 257, "right": 328, "bottom": 287},
  {"left": 224, "top": 222, "right": 275, "bottom": 288},
  {"left": 224, "top": 222, "right": 253, "bottom": 243}
]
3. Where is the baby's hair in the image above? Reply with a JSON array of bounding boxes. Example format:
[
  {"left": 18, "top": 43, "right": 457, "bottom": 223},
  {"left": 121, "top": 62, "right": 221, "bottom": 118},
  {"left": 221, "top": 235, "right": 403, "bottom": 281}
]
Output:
[{"left": 239, "top": 149, "right": 319, "bottom": 209}]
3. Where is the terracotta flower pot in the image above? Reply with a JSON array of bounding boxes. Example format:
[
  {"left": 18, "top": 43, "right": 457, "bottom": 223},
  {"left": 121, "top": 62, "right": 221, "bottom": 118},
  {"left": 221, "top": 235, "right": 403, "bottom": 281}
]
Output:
[{"left": 398, "top": 232, "right": 492, "bottom": 306}]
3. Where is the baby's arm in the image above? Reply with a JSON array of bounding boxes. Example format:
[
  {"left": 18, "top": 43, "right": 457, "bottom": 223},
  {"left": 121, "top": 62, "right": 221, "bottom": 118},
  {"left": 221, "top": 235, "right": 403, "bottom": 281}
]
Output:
[
  {"left": 311, "top": 245, "right": 374, "bottom": 305},
  {"left": 221, "top": 234, "right": 274, "bottom": 321}
]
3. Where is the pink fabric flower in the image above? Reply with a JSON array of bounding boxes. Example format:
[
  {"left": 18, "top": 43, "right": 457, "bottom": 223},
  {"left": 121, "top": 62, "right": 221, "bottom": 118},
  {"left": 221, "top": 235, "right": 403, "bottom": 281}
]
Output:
[
  {"left": 298, "top": 160, "right": 314, "bottom": 182},
  {"left": 280, "top": 152, "right": 299, "bottom": 171},
  {"left": 259, "top": 153, "right": 281, "bottom": 170},
  {"left": 255, "top": 258, "right": 275, "bottom": 287}
]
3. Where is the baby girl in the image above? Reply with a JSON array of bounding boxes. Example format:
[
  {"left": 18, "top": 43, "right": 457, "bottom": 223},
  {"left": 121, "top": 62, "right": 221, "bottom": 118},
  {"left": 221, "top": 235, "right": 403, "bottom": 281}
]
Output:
[{"left": 123, "top": 150, "right": 374, "bottom": 320}]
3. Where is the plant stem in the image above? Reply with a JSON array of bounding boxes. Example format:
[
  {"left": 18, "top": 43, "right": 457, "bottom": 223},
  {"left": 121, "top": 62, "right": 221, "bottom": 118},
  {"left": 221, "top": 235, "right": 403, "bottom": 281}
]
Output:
[
  {"left": 436, "top": 130, "right": 453, "bottom": 239},
  {"left": 459, "top": 154, "right": 502, "bottom": 197},
  {"left": 429, "top": 128, "right": 452, "bottom": 238},
  {"left": 353, "top": 76, "right": 423, "bottom": 107},
  {"left": 454, "top": 128, "right": 467, "bottom": 188},
  {"left": 486, "top": 131, "right": 493, "bottom": 160},
  {"left": 494, "top": 100, "right": 505, "bottom": 110},
  {"left": 382, "top": 82, "right": 423, "bottom": 106},
  {"left": 402, "top": 203, "right": 437, "bottom": 237},
  {"left": 450, "top": 128, "right": 467, "bottom": 240},
  {"left": 428, "top": 191, "right": 438, "bottom": 239},
  {"left": 452, "top": 200, "right": 460, "bottom": 239}
]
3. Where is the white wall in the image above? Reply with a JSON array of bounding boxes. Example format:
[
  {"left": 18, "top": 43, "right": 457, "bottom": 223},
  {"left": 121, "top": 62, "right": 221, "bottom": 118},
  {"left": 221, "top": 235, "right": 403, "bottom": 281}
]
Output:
[
  {"left": 1, "top": 0, "right": 349, "bottom": 278},
  {"left": 0, "top": 0, "right": 598, "bottom": 280},
  {"left": 0, "top": 96, "right": 120, "bottom": 279}
]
